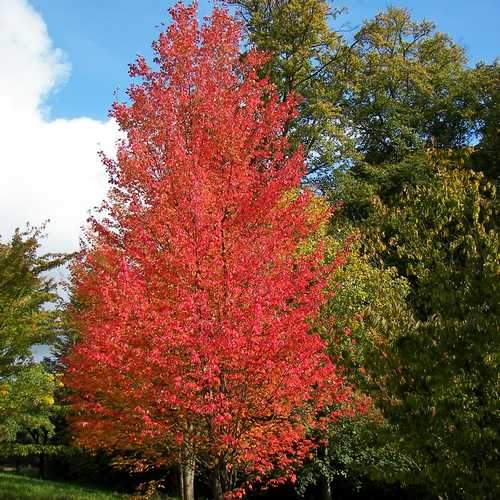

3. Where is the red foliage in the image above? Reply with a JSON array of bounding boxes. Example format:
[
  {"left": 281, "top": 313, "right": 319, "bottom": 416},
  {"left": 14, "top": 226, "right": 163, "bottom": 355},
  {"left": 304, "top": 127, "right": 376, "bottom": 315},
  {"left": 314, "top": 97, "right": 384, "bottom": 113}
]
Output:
[{"left": 65, "top": 3, "right": 349, "bottom": 497}]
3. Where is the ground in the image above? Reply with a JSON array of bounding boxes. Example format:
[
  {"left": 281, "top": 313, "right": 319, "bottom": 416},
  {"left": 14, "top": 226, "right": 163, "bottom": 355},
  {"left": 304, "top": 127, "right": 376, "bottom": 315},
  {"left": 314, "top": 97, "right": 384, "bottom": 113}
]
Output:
[{"left": 0, "top": 473, "right": 126, "bottom": 500}]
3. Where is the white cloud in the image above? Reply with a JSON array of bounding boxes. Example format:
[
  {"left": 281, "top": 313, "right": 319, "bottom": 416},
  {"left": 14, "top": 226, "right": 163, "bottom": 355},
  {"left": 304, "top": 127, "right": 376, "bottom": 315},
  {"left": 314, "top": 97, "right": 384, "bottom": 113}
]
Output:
[{"left": 0, "top": 0, "right": 118, "bottom": 253}]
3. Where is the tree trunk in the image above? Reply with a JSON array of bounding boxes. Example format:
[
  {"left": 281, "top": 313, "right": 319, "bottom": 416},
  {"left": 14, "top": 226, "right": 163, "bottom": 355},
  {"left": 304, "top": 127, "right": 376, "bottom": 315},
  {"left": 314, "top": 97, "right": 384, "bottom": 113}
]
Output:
[
  {"left": 211, "top": 469, "right": 224, "bottom": 500},
  {"left": 182, "top": 457, "right": 195, "bottom": 500},
  {"left": 321, "top": 475, "right": 332, "bottom": 500},
  {"left": 179, "top": 463, "right": 185, "bottom": 500},
  {"left": 39, "top": 452, "right": 46, "bottom": 480},
  {"left": 320, "top": 444, "right": 332, "bottom": 500}
]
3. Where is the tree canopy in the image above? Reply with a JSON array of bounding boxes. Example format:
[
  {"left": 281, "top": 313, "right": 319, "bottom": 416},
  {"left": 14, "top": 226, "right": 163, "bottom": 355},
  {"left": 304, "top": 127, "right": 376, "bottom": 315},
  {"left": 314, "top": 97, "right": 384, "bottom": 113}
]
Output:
[{"left": 0, "top": 227, "right": 66, "bottom": 463}]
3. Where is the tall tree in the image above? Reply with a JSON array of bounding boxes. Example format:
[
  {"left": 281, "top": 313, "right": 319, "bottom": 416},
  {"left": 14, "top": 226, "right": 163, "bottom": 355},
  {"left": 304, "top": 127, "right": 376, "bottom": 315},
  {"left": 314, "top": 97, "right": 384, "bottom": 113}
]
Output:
[
  {"left": 65, "top": 4, "right": 351, "bottom": 499},
  {"left": 227, "top": 0, "right": 357, "bottom": 179},
  {"left": 227, "top": 4, "right": 489, "bottom": 181},
  {"left": 330, "top": 150, "right": 500, "bottom": 497},
  {"left": 345, "top": 7, "right": 479, "bottom": 166}
]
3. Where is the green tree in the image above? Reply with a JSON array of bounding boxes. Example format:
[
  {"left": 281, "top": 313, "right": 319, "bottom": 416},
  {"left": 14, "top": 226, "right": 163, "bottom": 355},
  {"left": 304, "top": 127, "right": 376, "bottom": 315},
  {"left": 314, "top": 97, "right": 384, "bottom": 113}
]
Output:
[
  {"left": 0, "top": 365, "right": 61, "bottom": 477},
  {"left": 346, "top": 7, "right": 479, "bottom": 166},
  {"left": 230, "top": 3, "right": 500, "bottom": 497},
  {"left": 227, "top": 0, "right": 357, "bottom": 178},
  {"left": 470, "top": 61, "right": 500, "bottom": 181},
  {"left": 0, "top": 227, "right": 67, "bottom": 471},
  {"left": 365, "top": 161, "right": 500, "bottom": 498},
  {"left": 229, "top": 4, "right": 491, "bottom": 182},
  {"left": 0, "top": 227, "right": 66, "bottom": 377},
  {"left": 298, "top": 233, "right": 418, "bottom": 499},
  {"left": 331, "top": 152, "right": 436, "bottom": 223},
  {"left": 331, "top": 11, "right": 498, "bottom": 216}
]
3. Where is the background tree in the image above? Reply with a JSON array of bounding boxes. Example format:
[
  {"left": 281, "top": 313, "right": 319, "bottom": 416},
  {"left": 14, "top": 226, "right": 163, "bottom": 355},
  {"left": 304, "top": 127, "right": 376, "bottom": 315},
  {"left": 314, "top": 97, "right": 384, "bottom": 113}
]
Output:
[
  {"left": 295, "top": 231, "right": 418, "bottom": 499},
  {"left": 345, "top": 7, "right": 479, "bottom": 166},
  {"left": 364, "top": 159, "right": 499, "bottom": 498},
  {"left": 0, "top": 365, "right": 60, "bottom": 478},
  {"left": 227, "top": 3, "right": 491, "bottom": 184},
  {"left": 0, "top": 227, "right": 66, "bottom": 377},
  {"left": 470, "top": 60, "right": 500, "bottom": 181},
  {"left": 227, "top": 0, "right": 357, "bottom": 179},
  {"left": 329, "top": 150, "right": 499, "bottom": 499},
  {"left": 65, "top": 4, "right": 351, "bottom": 499},
  {"left": 0, "top": 227, "right": 66, "bottom": 473},
  {"left": 230, "top": 1, "right": 499, "bottom": 498},
  {"left": 330, "top": 7, "right": 498, "bottom": 225}
]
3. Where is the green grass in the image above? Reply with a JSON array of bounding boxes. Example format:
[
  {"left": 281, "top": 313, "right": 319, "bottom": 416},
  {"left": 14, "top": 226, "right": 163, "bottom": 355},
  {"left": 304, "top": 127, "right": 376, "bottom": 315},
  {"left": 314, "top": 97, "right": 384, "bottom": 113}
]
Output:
[{"left": 0, "top": 473, "right": 127, "bottom": 500}]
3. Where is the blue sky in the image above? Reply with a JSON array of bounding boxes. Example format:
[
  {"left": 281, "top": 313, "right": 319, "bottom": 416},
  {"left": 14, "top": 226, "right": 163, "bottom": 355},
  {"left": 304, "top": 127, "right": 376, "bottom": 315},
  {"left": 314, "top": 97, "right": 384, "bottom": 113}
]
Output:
[{"left": 32, "top": 0, "right": 500, "bottom": 122}]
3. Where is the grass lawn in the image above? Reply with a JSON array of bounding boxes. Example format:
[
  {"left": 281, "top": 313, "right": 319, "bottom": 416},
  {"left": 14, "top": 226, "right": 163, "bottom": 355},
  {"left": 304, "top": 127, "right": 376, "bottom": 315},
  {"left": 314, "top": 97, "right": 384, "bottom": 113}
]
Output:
[{"left": 0, "top": 473, "right": 127, "bottom": 499}]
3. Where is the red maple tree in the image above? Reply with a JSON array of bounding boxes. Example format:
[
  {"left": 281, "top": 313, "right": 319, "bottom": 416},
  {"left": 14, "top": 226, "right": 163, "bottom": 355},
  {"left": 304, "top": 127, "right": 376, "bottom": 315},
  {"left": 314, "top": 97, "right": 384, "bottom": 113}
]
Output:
[{"left": 65, "top": 3, "right": 349, "bottom": 498}]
